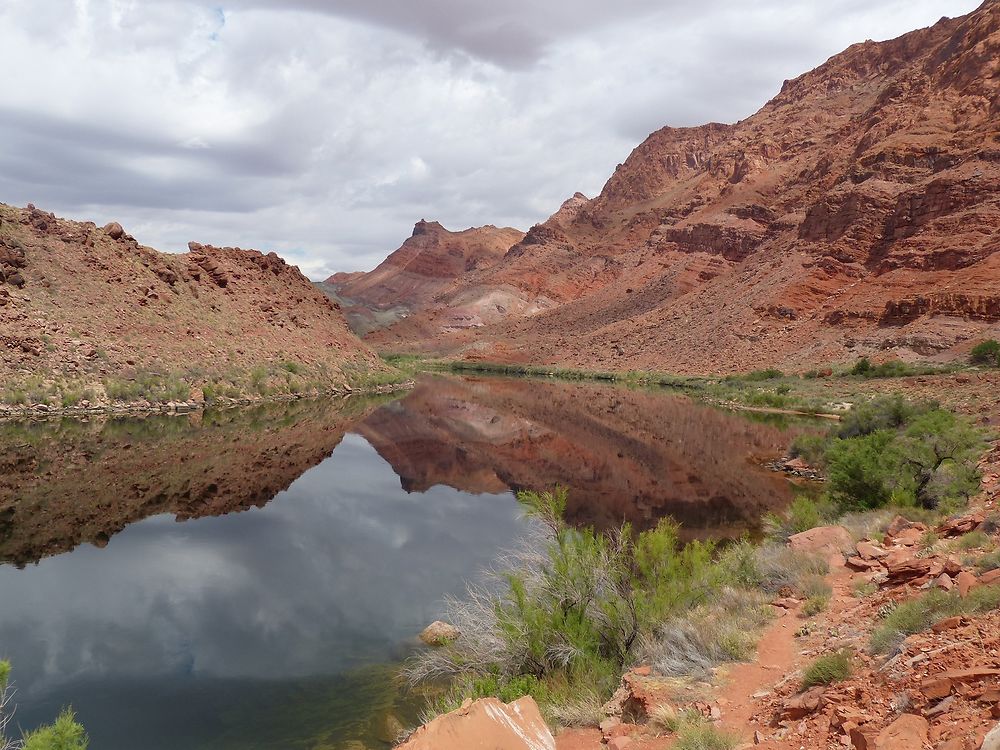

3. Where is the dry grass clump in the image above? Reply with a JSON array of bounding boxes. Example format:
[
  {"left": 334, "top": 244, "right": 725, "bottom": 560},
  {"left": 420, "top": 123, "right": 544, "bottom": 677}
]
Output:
[
  {"left": 953, "top": 530, "right": 991, "bottom": 551},
  {"left": 638, "top": 588, "right": 771, "bottom": 678},
  {"left": 543, "top": 689, "right": 605, "bottom": 727},
  {"left": 870, "top": 585, "right": 1000, "bottom": 653},
  {"left": 671, "top": 713, "right": 740, "bottom": 750},
  {"left": 802, "top": 650, "right": 853, "bottom": 688},
  {"left": 747, "top": 543, "right": 829, "bottom": 595}
]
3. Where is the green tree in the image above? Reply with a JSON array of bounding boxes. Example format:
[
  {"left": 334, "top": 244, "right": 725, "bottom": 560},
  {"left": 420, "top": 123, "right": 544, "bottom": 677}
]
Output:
[
  {"left": 896, "top": 410, "right": 984, "bottom": 509},
  {"left": 825, "top": 431, "right": 898, "bottom": 510}
]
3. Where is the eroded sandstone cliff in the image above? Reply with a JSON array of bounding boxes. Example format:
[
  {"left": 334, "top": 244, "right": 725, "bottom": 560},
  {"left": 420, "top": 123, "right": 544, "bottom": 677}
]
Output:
[{"left": 363, "top": 2, "right": 1000, "bottom": 372}]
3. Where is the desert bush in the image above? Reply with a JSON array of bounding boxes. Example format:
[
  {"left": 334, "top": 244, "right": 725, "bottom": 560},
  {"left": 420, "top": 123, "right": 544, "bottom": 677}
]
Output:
[
  {"left": 22, "top": 710, "right": 88, "bottom": 750},
  {"left": 789, "top": 433, "right": 828, "bottom": 468},
  {"left": 742, "top": 369, "right": 784, "bottom": 382},
  {"left": 852, "top": 580, "right": 877, "bottom": 598},
  {"left": 802, "top": 651, "right": 852, "bottom": 688},
  {"left": 802, "top": 593, "right": 831, "bottom": 617},
  {"left": 849, "top": 359, "right": 947, "bottom": 379},
  {"left": 850, "top": 358, "right": 873, "bottom": 376},
  {"left": 822, "top": 400, "right": 983, "bottom": 512},
  {"left": 834, "top": 396, "right": 927, "bottom": 439},
  {"left": 970, "top": 340, "right": 1000, "bottom": 367},
  {"left": 744, "top": 391, "right": 789, "bottom": 409},
  {"left": 870, "top": 585, "right": 1000, "bottom": 653},
  {"left": 826, "top": 431, "right": 899, "bottom": 510},
  {"left": 918, "top": 531, "right": 940, "bottom": 552}
]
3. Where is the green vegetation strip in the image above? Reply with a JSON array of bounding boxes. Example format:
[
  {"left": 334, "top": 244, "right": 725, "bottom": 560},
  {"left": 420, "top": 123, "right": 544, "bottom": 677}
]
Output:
[{"left": 403, "top": 488, "right": 831, "bottom": 724}]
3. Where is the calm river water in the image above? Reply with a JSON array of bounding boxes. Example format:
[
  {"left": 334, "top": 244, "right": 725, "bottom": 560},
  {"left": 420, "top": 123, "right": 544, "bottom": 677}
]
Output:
[{"left": 0, "top": 374, "right": 806, "bottom": 749}]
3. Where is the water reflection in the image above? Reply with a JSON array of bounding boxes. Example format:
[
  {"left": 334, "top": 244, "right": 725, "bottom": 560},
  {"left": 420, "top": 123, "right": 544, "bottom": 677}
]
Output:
[
  {"left": 359, "top": 375, "right": 802, "bottom": 536},
  {"left": 0, "top": 374, "right": 808, "bottom": 749},
  {"left": 0, "top": 433, "right": 526, "bottom": 749}
]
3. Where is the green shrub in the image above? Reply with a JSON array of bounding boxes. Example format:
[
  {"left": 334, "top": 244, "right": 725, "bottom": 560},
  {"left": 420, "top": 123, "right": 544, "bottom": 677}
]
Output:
[
  {"left": 851, "top": 358, "right": 873, "bottom": 376},
  {"left": 406, "top": 490, "right": 783, "bottom": 719},
  {"left": 22, "top": 709, "right": 89, "bottom": 750},
  {"left": 732, "top": 543, "right": 828, "bottom": 595},
  {"left": 835, "top": 395, "right": 926, "bottom": 439},
  {"left": 802, "top": 651, "right": 852, "bottom": 688},
  {"left": 826, "top": 431, "right": 898, "bottom": 510},
  {"left": 970, "top": 340, "right": 1000, "bottom": 367},
  {"left": 743, "top": 369, "right": 784, "bottom": 381},
  {"left": 802, "top": 593, "right": 831, "bottom": 617},
  {"left": 823, "top": 401, "right": 983, "bottom": 512},
  {"left": 742, "top": 390, "right": 789, "bottom": 409},
  {"left": 849, "top": 358, "right": 947, "bottom": 379},
  {"left": 768, "top": 495, "right": 839, "bottom": 538},
  {"left": 852, "top": 580, "right": 877, "bottom": 598}
]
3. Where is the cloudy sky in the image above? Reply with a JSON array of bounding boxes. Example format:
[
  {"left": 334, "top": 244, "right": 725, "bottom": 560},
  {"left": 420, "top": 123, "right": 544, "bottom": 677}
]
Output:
[{"left": 1, "top": 0, "right": 980, "bottom": 279}]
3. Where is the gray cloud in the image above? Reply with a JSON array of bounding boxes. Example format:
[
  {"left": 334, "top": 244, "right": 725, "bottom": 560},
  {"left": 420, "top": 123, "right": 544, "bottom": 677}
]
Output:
[{"left": 0, "top": 0, "right": 982, "bottom": 279}]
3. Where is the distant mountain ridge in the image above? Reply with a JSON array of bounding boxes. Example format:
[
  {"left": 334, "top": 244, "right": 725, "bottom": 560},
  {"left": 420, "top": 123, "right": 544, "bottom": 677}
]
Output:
[
  {"left": 354, "top": 1, "right": 1000, "bottom": 372},
  {"left": 319, "top": 220, "right": 524, "bottom": 335}
]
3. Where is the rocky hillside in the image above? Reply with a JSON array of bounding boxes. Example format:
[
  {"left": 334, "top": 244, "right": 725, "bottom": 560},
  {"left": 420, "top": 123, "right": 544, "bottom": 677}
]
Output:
[
  {"left": 319, "top": 220, "right": 524, "bottom": 335},
  {"left": 368, "top": 1, "right": 1000, "bottom": 373},
  {"left": 0, "top": 203, "right": 385, "bottom": 409}
]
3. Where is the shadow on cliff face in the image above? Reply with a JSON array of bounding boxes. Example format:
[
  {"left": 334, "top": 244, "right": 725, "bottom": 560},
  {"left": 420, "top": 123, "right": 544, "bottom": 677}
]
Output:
[
  {"left": 355, "top": 374, "right": 812, "bottom": 538},
  {"left": 0, "top": 395, "right": 391, "bottom": 566}
]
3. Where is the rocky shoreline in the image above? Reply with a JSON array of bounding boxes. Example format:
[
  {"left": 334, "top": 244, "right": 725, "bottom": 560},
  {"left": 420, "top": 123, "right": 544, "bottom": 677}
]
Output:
[{"left": 0, "top": 380, "right": 413, "bottom": 422}]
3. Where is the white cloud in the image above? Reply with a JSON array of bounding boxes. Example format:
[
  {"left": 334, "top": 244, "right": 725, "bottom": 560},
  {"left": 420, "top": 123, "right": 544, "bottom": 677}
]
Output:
[{"left": 0, "top": 0, "right": 982, "bottom": 279}]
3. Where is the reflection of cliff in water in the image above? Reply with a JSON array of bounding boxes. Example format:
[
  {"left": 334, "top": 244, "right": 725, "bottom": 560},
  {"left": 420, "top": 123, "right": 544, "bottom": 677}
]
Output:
[
  {"left": 0, "top": 374, "right": 808, "bottom": 566},
  {"left": 0, "top": 397, "right": 385, "bottom": 566},
  {"left": 356, "top": 375, "right": 806, "bottom": 537}
]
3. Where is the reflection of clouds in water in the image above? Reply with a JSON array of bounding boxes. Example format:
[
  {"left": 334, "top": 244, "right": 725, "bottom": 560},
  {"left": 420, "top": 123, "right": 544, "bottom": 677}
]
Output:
[{"left": 0, "top": 434, "right": 525, "bottom": 697}]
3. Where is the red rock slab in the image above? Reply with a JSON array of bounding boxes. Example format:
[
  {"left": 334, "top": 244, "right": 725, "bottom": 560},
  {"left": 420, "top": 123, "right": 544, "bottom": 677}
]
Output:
[
  {"left": 788, "top": 526, "right": 853, "bottom": 556},
  {"left": 856, "top": 541, "right": 889, "bottom": 560},
  {"left": 980, "top": 569, "right": 1000, "bottom": 586},
  {"left": 876, "top": 714, "right": 928, "bottom": 750},
  {"left": 398, "top": 696, "right": 555, "bottom": 750}
]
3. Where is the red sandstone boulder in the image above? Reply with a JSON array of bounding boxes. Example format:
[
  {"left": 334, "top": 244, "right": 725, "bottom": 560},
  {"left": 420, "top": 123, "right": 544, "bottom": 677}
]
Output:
[
  {"left": 396, "top": 696, "right": 555, "bottom": 750},
  {"left": 876, "top": 714, "right": 928, "bottom": 749},
  {"left": 856, "top": 541, "right": 889, "bottom": 560},
  {"left": 788, "top": 526, "right": 853, "bottom": 556},
  {"left": 955, "top": 570, "right": 979, "bottom": 599}
]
